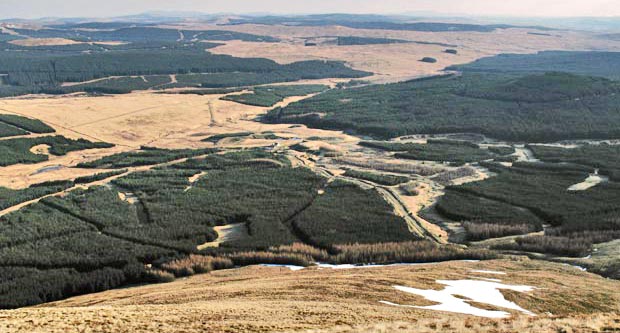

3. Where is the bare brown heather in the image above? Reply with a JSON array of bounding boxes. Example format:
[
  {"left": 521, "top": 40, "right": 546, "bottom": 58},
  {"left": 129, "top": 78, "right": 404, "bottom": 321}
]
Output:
[
  {"left": 160, "top": 255, "right": 234, "bottom": 277},
  {"left": 398, "top": 182, "right": 420, "bottom": 196},
  {"left": 464, "top": 222, "right": 534, "bottom": 241},
  {"left": 143, "top": 269, "right": 175, "bottom": 283},
  {"left": 331, "top": 241, "right": 493, "bottom": 264},
  {"left": 333, "top": 157, "right": 443, "bottom": 176},
  {"left": 495, "top": 235, "right": 591, "bottom": 257},
  {"left": 433, "top": 167, "right": 477, "bottom": 185},
  {"left": 269, "top": 243, "right": 331, "bottom": 262},
  {"left": 227, "top": 251, "right": 313, "bottom": 267}
]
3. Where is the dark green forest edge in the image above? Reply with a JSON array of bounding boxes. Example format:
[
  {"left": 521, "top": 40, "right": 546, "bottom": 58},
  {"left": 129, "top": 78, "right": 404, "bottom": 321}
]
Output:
[
  {"left": 221, "top": 85, "right": 329, "bottom": 107},
  {"left": 359, "top": 139, "right": 507, "bottom": 166},
  {"left": 437, "top": 157, "right": 620, "bottom": 248},
  {"left": 0, "top": 26, "right": 369, "bottom": 97},
  {"left": 0, "top": 113, "right": 114, "bottom": 166},
  {"left": 265, "top": 57, "right": 620, "bottom": 142},
  {"left": 0, "top": 149, "right": 489, "bottom": 308},
  {"left": 225, "top": 14, "right": 550, "bottom": 32}
]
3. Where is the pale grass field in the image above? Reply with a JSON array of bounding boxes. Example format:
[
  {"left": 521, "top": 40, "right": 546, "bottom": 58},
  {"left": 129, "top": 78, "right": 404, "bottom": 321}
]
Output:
[
  {"left": 8, "top": 38, "right": 81, "bottom": 46},
  {"left": 197, "top": 24, "right": 620, "bottom": 83},
  {"left": 0, "top": 89, "right": 358, "bottom": 189}
]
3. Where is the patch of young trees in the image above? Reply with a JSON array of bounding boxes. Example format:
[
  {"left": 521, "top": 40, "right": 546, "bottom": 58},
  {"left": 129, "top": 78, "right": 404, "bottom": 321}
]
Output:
[{"left": 0, "top": 136, "right": 113, "bottom": 167}]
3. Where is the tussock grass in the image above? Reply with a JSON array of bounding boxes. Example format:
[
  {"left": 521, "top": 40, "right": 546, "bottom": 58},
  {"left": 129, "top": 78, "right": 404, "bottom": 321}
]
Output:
[
  {"left": 143, "top": 269, "right": 175, "bottom": 283},
  {"left": 269, "top": 243, "right": 331, "bottom": 262}
]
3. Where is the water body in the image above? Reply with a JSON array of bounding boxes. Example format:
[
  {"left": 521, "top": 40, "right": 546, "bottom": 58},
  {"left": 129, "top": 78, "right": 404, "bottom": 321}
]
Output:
[{"left": 32, "top": 165, "right": 64, "bottom": 175}]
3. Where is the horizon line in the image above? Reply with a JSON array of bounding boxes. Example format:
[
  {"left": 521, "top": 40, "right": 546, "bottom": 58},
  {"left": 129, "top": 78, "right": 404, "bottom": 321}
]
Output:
[{"left": 2, "top": 11, "right": 620, "bottom": 21}]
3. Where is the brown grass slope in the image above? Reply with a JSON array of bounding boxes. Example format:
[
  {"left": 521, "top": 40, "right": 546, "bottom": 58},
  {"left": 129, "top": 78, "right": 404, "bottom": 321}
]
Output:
[{"left": 1, "top": 259, "right": 618, "bottom": 332}]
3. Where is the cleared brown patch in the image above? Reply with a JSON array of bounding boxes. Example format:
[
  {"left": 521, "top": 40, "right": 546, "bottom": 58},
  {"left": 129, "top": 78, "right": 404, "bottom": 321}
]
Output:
[
  {"left": 192, "top": 24, "right": 620, "bottom": 83},
  {"left": 28, "top": 144, "right": 51, "bottom": 156},
  {"left": 197, "top": 223, "right": 249, "bottom": 249},
  {"left": 9, "top": 38, "right": 82, "bottom": 46}
]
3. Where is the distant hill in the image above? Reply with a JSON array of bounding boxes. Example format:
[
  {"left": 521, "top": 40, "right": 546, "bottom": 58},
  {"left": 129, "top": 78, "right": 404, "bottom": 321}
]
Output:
[
  {"left": 225, "top": 14, "right": 551, "bottom": 32},
  {"left": 449, "top": 51, "right": 620, "bottom": 80},
  {"left": 264, "top": 70, "right": 620, "bottom": 141},
  {"left": 457, "top": 72, "right": 620, "bottom": 103}
]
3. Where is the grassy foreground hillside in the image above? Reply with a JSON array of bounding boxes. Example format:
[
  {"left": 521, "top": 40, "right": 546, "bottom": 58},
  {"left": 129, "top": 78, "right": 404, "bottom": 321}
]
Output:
[{"left": 1, "top": 260, "right": 618, "bottom": 333}]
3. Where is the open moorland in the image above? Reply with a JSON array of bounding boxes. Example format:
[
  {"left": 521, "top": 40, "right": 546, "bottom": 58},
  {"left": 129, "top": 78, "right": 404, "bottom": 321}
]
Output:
[
  {"left": 3, "top": 260, "right": 619, "bottom": 333},
  {"left": 0, "top": 13, "right": 619, "bottom": 332}
]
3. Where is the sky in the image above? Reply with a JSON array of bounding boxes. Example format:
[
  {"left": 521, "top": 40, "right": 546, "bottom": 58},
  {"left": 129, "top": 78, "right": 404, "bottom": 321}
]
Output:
[{"left": 0, "top": 0, "right": 618, "bottom": 19}]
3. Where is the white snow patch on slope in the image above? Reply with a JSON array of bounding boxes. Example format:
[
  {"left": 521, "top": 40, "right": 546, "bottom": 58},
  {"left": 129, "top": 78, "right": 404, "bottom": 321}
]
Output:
[
  {"left": 261, "top": 261, "right": 484, "bottom": 271},
  {"left": 381, "top": 280, "right": 535, "bottom": 318},
  {"left": 471, "top": 270, "right": 506, "bottom": 275},
  {"left": 259, "top": 264, "right": 306, "bottom": 271}
]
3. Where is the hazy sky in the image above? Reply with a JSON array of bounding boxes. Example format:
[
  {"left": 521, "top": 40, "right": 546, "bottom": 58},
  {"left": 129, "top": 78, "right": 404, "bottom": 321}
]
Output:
[{"left": 0, "top": 0, "right": 618, "bottom": 19}]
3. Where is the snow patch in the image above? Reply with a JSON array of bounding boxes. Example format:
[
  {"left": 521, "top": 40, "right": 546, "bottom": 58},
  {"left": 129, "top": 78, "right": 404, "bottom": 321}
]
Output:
[
  {"left": 471, "top": 270, "right": 506, "bottom": 275},
  {"left": 315, "top": 262, "right": 462, "bottom": 269},
  {"left": 381, "top": 280, "right": 535, "bottom": 318},
  {"left": 562, "top": 263, "right": 587, "bottom": 271},
  {"left": 259, "top": 264, "right": 306, "bottom": 271},
  {"left": 261, "top": 261, "right": 482, "bottom": 271},
  {"left": 567, "top": 170, "right": 608, "bottom": 191}
]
